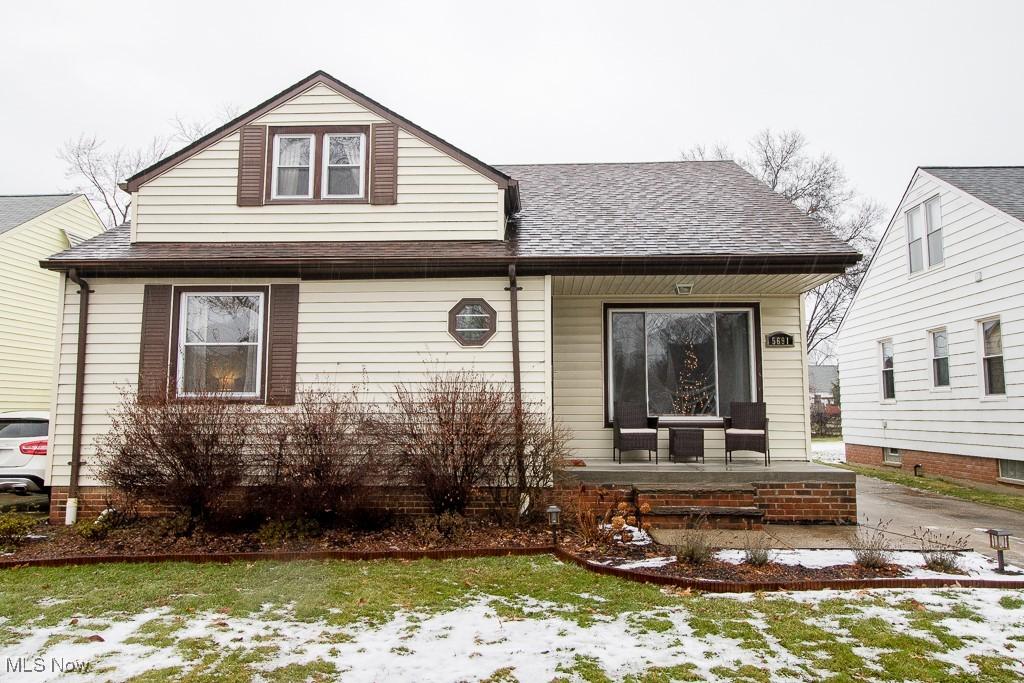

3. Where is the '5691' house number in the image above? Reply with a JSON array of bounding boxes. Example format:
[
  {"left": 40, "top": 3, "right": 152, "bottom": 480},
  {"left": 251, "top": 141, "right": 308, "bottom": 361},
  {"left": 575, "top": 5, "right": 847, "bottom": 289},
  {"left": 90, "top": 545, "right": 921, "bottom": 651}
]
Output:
[{"left": 765, "top": 331, "right": 795, "bottom": 348}]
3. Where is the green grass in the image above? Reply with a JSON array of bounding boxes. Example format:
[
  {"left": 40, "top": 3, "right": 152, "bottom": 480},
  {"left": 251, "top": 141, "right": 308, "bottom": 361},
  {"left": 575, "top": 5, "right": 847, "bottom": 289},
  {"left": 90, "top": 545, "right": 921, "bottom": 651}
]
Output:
[
  {"left": 0, "top": 556, "right": 1021, "bottom": 681},
  {"left": 811, "top": 435, "right": 843, "bottom": 443},
  {"left": 838, "top": 462, "right": 1024, "bottom": 513}
]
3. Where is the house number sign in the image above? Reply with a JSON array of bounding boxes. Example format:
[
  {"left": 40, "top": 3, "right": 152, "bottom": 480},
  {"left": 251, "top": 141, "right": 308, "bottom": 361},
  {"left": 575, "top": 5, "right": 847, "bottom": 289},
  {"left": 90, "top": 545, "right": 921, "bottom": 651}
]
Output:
[{"left": 765, "top": 331, "right": 794, "bottom": 348}]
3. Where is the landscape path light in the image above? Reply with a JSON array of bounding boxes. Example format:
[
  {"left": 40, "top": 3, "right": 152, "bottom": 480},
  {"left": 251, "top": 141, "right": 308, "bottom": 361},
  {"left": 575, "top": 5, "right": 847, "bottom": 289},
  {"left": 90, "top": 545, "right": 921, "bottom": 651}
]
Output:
[
  {"left": 546, "top": 505, "right": 561, "bottom": 546},
  {"left": 987, "top": 529, "right": 1011, "bottom": 572}
]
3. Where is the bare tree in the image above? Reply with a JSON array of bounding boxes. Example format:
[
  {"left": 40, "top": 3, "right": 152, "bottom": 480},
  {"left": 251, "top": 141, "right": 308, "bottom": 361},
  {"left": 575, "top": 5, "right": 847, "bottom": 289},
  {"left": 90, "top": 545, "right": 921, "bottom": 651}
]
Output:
[
  {"left": 58, "top": 106, "right": 238, "bottom": 228},
  {"left": 681, "top": 130, "right": 883, "bottom": 360}
]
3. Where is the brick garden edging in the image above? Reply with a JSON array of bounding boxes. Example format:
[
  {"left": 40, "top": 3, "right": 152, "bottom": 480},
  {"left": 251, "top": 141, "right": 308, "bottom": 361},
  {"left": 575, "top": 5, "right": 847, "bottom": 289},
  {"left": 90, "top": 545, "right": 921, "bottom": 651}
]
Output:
[{"left": 4, "top": 545, "right": 1024, "bottom": 593}]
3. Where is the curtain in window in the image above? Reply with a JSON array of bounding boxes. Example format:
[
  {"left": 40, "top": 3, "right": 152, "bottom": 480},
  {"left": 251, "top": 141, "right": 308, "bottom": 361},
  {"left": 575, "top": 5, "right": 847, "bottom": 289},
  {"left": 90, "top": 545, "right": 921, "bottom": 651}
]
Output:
[
  {"left": 611, "top": 313, "right": 647, "bottom": 411},
  {"left": 276, "top": 137, "right": 311, "bottom": 196},
  {"left": 182, "top": 295, "right": 261, "bottom": 395}
]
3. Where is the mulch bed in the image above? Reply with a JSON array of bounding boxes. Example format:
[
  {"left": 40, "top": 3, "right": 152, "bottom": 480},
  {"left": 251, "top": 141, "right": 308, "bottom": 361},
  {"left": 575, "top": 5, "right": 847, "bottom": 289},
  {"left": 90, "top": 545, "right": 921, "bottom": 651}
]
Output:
[{"left": 4, "top": 517, "right": 555, "bottom": 562}]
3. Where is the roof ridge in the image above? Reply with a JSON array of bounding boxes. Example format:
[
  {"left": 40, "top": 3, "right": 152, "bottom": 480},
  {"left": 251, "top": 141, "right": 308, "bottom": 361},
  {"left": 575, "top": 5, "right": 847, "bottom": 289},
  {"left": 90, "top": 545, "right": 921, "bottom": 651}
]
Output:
[
  {"left": 0, "top": 193, "right": 78, "bottom": 198},
  {"left": 497, "top": 160, "right": 736, "bottom": 167},
  {"left": 921, "top": 165, "right": 1024, "bottom": 170}
]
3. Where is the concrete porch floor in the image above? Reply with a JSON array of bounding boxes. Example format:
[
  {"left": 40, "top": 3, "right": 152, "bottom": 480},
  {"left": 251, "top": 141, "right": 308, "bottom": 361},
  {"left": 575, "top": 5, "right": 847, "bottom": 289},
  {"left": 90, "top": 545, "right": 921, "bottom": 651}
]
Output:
[{"left": 563, "top": 459, "right": 854, "bottom": 485}]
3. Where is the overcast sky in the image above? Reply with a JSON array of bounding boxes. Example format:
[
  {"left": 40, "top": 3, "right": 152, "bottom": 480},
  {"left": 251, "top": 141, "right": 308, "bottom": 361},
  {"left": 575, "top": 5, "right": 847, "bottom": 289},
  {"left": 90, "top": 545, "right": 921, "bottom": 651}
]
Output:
[{"left": 2, "top": 0, "right": 1022, "bottom": 216}]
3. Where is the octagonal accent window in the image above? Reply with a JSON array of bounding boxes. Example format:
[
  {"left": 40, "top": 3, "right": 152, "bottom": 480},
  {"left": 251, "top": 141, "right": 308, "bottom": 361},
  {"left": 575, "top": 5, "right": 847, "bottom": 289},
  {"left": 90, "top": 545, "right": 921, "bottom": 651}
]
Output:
[{"left": 448, "top": 298, "right": 497, "bottom": 346}]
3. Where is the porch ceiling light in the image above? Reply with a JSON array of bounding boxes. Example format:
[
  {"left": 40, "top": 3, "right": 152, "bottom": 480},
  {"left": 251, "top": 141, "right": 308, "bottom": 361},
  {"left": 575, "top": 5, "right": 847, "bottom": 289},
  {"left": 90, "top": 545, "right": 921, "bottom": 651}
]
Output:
[{"left": 674, "top": 283, "right": 694, "bottom": 296}]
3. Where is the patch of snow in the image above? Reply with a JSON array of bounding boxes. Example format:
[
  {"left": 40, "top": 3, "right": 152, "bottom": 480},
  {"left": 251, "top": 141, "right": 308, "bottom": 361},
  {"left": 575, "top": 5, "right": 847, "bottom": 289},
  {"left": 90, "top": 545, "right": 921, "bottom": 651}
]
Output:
[
  {"left": 714, "top": 548, "right": 1023, "bottom": 580},
  {"left": 599, "top": 523, "right": 652, "bottom": 546},
  {"left": 810, "top": 439, "right": 846, "bottom": 464}
]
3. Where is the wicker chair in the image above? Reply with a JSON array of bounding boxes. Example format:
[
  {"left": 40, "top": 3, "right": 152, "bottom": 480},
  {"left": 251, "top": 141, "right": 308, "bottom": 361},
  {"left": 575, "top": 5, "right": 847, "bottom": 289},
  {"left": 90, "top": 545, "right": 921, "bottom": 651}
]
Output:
[
  {"left": 723, "top": 402, "right": 770, "bottom": 466},
  {"left": 612, "top": 403, "right": 659, "bottom": 463}
]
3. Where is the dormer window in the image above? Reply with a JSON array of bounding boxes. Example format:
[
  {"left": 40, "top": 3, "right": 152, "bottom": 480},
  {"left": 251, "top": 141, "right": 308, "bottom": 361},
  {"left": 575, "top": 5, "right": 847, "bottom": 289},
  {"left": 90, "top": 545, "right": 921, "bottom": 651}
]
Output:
[
  {"left": 272, "top": 134, "right": 314, "bottom": 199},
  {"left": 265, "top": 126, "right": 369, "bottom": 204},
  {"left": 323, "top": 133, "right": 365, "bottom": 198}
]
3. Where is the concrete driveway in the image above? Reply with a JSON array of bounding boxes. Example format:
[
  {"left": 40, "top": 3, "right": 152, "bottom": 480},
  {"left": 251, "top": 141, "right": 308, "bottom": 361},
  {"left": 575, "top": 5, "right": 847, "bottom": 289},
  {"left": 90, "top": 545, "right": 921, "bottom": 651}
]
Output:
[
  {"left": 0, "top": 491, "right": 48, "bottom": 515},
  {"left": 856, "top": 474, "right": 1024, "bottom": 566}
]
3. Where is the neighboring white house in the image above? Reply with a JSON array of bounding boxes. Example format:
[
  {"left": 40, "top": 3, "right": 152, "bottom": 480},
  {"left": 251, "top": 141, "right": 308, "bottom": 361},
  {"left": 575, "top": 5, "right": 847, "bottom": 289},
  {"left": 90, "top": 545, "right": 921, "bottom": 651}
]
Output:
[
  {"left": 0, "top": 194, "right": 104, "bottom": 412},
  {"left": 838, "top": 167, "right": 1024, "bottom": 486}
]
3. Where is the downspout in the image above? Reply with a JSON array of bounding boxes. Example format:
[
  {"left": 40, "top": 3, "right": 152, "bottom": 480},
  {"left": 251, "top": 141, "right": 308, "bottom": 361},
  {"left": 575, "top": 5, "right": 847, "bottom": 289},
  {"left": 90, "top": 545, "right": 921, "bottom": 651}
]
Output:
[
  {"left": 65, "top": 268, "right": 91, "bottom": 525},
  {"left": 506, "top": 264, "right": 527, "bottom": 518}
]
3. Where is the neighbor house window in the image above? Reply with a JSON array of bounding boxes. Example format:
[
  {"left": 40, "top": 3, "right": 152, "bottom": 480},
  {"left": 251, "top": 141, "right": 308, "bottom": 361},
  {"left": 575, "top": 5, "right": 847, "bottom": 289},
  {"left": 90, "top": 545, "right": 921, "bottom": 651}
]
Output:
[
  {"left": 981, "top": 318, "right": 1005, "bottom": 395},
  {"left": 906, "top": 205, "right": 925, "bottom": 273},
  {"left": 271, "top": 134, "right": 314, "bottom": 199},
  {"left": 880, "top": 339, "right": 895, "bottom": 400},
  {"left": 998, "top": 459, "right": 1024, "bottom": 483},
  {"left": 448, "top": 298, "right": 497, "bottom": 346},
  {"left": 607, "top": 308, "right": 755, "bottom": 419},
  {"left": 907, "top": 197, "right": 943, "bottom": 273},
  {"left": 177, "top": 292, "right": 265, "bottom": 397},
  {"left": 322, "top": 133, "right": 365, "bottom": 198},
  {"left": 931, "top": 328, "right": 949, "bottom": 387},
  {"left": 925, "top": 196, "right": 943, "bottom": 266},
  {"left": 883, "top": 447, "right": 902, "bottom": 465}
]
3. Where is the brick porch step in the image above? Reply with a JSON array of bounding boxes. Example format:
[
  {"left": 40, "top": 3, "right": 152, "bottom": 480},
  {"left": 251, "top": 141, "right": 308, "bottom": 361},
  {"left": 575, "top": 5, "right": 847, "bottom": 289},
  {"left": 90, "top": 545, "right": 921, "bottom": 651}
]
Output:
[{"left": 644, "top": 504, "right": 764, "bottom": 531}]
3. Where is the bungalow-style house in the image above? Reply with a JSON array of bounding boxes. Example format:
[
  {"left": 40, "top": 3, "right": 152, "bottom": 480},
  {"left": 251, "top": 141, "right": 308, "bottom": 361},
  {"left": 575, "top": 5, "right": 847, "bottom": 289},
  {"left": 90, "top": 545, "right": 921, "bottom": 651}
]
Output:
[
  {"left": 0, "top": 194, "right": 103, "bottom": 412},
  {"left": 839, "top": 167, "right": 1024, "bottom": 487},
  {"left": 41, "top": 72, "right": 861, "bottom": 526}
]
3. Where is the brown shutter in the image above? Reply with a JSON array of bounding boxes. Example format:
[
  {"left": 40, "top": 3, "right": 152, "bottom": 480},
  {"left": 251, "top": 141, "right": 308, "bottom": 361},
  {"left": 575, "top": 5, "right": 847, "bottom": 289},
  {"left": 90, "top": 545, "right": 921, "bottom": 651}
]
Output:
[
  {"left": 236, "top": 125, "right": 267, "bottom": 206},
  {"left": 370, "top": 123, "right": 398, "bottom": 205},
  {"left": 138, "top": 285, "right": 173, "bottom": 402},
  {"left": 265, "top": 284, "right": 300, "bottom": 405}
]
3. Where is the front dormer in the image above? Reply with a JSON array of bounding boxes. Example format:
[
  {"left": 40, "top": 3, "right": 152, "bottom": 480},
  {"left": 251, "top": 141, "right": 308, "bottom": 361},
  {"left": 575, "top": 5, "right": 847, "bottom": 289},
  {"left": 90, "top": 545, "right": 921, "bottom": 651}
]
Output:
[{"left": 122, "top": 72, "right": 518, "bottom": 243}]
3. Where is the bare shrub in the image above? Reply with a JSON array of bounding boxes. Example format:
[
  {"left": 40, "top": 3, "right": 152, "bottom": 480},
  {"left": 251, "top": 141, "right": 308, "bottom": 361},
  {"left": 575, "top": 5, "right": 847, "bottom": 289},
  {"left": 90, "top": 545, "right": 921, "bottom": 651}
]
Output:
[
  {"left": 251, "top": 388, "right": 376, "bottom": 525},
  {"left": 743, "top": 533, "right": 773, "bottom": 567},
  {"left": 673, "top": 515, "right": 714, "bottom": 565},
  {"left": 96, "top": 391, "right": 254, "bottom": 528},
  {"left": 912, "top": 527, "right": 968, "bottom": 574},
  {"left": 852, "top": 517, "right": 893, "bottom": 569},
  {"left": 489, "top": 401, "right": 572, "bottom": 525},
  {"left": 372, "top": 371, "right": 515, "bottom": 516}
]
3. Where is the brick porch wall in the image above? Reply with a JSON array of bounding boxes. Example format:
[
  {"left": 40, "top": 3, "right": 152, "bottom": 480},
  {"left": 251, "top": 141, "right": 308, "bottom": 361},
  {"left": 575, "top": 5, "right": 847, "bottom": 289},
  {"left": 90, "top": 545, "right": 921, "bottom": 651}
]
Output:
[
  {"left": 845, "top": 443, "right": 1006, "bottom": 486},
  {"left": 50, "top": 481, "right": 856, "bottom": 526}
]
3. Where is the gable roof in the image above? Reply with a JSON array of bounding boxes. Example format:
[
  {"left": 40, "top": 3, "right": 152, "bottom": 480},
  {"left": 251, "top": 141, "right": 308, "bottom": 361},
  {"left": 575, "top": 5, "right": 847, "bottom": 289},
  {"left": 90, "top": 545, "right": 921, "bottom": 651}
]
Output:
[
  {"left": 922, "top": 166, "right": 1024, "bottom": 224},
  {"left": 0, "top": 194, "right": 78, "bottom": 236},
  {"left": 499, "top": 161, "right": 861, "bottom": 259},
  {"left": 122, "top": 71, "right": 519, "bottom": 211},
  {"left": 43, "top": 161, "right": 861, "bottom": 277}
]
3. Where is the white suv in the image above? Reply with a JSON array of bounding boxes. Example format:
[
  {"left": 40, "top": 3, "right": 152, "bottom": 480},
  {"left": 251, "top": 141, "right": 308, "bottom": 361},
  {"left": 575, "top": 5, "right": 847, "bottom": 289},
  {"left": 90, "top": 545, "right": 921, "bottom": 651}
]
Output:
[{"left": 0, "top": 411, "right": 49, "bottom": 495}]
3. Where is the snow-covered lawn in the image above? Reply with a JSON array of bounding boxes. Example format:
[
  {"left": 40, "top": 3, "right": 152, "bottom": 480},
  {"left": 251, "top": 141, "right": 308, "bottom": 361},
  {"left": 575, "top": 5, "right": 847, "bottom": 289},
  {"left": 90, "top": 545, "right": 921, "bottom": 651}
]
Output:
[
  {"left": 811, "top": 438, "right": 846, "bottom": 464},
  {"left": 2, "top": 556, "right": 1023, "bottom": 681}
]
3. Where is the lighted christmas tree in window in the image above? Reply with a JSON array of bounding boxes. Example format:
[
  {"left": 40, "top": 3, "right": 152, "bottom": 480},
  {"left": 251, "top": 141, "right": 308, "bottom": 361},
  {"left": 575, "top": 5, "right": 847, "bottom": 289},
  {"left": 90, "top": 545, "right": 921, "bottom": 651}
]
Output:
[{"left": 670, "top": 341, "right": 715, "bottom": 415}]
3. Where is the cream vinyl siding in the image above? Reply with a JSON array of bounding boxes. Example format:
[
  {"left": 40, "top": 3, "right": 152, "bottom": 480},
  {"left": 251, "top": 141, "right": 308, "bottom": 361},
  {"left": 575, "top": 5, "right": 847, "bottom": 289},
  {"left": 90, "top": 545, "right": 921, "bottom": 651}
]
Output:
[
  {"left": 552, "top": 279, "right": 812, "bottom": 463},
  {"left": 47, "top": 275, "right": 550, "bottom": 487},
  {"left": 133, "top": 83, "right": 503, "bottom": 242},
  {"left": 0, "top": 196, "right": 102, "bottom": 412},
  {"left": 839, "top": 170, "right": 1024, "bottom": 461}
]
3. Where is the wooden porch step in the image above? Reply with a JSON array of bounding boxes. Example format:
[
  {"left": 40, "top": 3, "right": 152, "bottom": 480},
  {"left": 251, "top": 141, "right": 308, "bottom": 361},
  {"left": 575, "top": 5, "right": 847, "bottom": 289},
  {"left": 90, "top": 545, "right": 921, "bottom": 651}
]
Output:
[
  {"left": 645, "top": 505, "right": 764, "bottom": 531},
  {"left": 648, "top": 505, "right": 764, "bottom": 517}
]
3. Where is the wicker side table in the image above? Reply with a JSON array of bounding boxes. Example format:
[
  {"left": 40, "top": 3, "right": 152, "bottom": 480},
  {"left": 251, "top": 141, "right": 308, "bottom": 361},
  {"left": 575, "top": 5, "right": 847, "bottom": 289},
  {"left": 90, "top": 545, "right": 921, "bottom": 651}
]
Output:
[{"left": 669, "top": 428, "right": 705, "bottom": 463}]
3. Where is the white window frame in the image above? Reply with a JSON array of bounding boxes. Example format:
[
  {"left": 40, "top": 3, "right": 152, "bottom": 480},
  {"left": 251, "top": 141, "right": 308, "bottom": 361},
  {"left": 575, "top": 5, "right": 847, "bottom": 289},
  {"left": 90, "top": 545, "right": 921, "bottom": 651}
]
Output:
[
  {"left": 271, "top": 133, "right": 315, "bottom": 200},
  {"left": 929, "top": 327, "right": 950, "bottom": 389},
  {"left": 924, "top": 195, "right": 944, "bottom": 267},
  {"left": 605, "top": 306, "right": 758, "bottom": 422},
  {"left": 176, "top": 291, "right": 265, "bottom": 399},
  {"left": 883, "top": 447, "right": 902, "bottom": 466},
  {"left": 879, "top": 338, "right": 895, "bottom": 402},
  {"left": 906, "top": 205, "right": 925, "bottom": 274},
  {"left": 321, "top": 132, "right": 366, "bottom": 199},
  {"left": 998, "top": 459, "right": 1024, "bottom": 485},
  {"left": 978, "top": 316, "right": 1006, "bottom": 398}
]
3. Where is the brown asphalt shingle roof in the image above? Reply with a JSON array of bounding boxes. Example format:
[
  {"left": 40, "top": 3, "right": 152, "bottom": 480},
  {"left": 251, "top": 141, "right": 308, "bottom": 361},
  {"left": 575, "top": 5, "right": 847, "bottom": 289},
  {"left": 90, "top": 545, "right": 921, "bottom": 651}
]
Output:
[
  {"left": 42, "top": 161, "right": 860, "bottom": 275},
  {"left": 497, "top": 161, "right": 859, "bottom": 257},
  {"left": 923, "top": 166, "right": 1024, "bottom": 224},
  {"left": 0, "top": 194, "right": 77, "bottom": 236}
]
